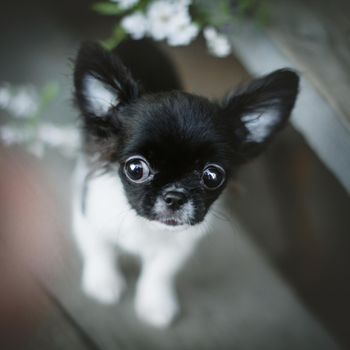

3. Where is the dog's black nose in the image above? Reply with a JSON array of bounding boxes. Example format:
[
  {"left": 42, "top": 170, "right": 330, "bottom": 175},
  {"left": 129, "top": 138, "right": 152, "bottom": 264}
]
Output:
[{"left": 163, "top": 191, "right": 187, "bottom": 210}]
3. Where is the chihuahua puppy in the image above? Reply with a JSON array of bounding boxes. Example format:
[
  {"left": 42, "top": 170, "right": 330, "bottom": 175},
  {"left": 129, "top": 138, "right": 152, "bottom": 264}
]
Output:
[{"left": 72, "top": 42, "right": 299, "bottom": 328}]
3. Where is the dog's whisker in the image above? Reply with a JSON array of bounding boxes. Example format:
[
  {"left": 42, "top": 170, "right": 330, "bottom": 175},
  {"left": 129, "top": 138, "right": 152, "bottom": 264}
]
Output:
[
  {"left": 117, "top": 210, "right": 131, "bottom": 237},
  {"left": 211, "top": 209, "right": 230, "bottom": 223}
]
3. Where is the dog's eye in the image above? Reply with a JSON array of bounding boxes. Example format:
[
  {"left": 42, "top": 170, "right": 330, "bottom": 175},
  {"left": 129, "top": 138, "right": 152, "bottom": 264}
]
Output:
[
  {"left": 124, "top": 156, "right": 152, "bottom": 183},
  {"left": 201, "top": 164, "right": 225, "bottom": 190}
]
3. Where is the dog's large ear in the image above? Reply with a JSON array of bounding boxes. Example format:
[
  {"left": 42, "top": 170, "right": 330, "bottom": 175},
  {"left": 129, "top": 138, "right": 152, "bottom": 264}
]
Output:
[
  {"left": 222, "top": 69, "right": 299, "bottom": 159},
  {"left": 74, "top": 42, "right": 140, "bottom": 133}
]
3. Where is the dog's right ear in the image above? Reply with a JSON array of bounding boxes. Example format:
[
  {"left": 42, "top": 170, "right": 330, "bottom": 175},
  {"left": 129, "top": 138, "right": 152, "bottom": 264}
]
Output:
[{"left": 74, "top": 42, "right": 140, "bottom": 123}]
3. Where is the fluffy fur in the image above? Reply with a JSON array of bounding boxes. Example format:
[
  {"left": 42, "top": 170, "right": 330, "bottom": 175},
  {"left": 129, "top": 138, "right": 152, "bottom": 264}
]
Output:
[{"left": 72, "top": 42, "right": 299, "bottom": 328}]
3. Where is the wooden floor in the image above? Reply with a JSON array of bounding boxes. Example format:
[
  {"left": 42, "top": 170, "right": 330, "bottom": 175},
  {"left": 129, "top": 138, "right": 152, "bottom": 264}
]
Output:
[{"left": 0, "top": 148, "right": 341, "bottom": 350}]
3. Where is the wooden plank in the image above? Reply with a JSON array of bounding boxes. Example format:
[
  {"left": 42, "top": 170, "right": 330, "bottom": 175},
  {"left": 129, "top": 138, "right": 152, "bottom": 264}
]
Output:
[
  {"left": 267, "top": 0, "right": 350, "bottom": 130},
  {"left": 228, "top": 19, "right": 350, "bottom": 193},
  {"left": 233, "top": 125, "right": 350, "bottom": 348},
  {"left": 26, "top": 288, "right": 100, "bottom": 350}
]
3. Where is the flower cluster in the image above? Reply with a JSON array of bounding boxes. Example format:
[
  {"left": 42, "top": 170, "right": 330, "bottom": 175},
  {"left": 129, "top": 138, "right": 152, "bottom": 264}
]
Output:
[
  {"left": 0, "top": 83, "right": 79, "bottom": 158},
  {"left": 0, "top": 124, "right": 80, "bottom": 158},
  {"left": 203, "top": 27, "right": 231, "bottom": 57},
  {"left": 0, "top": 84, "right": 39, "bottom": 118},
  {"left": 120, "top": 0, "right": 200, "bottom": 47},
  {"left": 94, "top": 0, "right": 247, "bottom": 57}
]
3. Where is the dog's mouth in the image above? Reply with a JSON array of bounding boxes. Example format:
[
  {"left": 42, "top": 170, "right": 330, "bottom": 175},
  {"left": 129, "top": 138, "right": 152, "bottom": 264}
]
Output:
[
  {"left": 150, "top": 198, "right": 196, "bottom": 228},
  {"left": 159, "top": 218, "right": 182, "bottom": 226},
  {"left": 152, "top": 214, "right": 190, "bottom": 228}
]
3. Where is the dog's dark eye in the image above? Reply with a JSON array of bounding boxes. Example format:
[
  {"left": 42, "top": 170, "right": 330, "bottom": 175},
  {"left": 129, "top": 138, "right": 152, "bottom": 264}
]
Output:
[
  {"left": 124, "top": 156, "right": 152, "bottom": 183},
  {"left": 201, "top": 164, "right": 225, "bottom": 190}
]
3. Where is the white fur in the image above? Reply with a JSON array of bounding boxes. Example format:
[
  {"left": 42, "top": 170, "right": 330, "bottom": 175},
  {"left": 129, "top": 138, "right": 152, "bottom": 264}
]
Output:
[
  {"left": 83, "top": 75, "right": 119, "bottom": 116},
  {"left": 152, "top": 197, "right": 194, "bottom": 225},
  {"left": 72, "top": 158, "right": 210, "bottom": 328},
  {"left": 242, "top": 111, "right": 279, "bottom": 143}
]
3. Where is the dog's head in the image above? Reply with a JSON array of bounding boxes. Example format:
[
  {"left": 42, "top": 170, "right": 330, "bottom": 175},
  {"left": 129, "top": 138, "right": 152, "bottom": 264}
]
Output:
[{"left": 74, "top": 42, "right": 299, "bottom": 228}]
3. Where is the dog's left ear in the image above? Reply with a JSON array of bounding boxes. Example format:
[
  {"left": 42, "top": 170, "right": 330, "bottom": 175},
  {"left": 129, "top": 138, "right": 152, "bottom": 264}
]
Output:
[
  {"left": 222, "top": 69, "right": 299, "bottom": 158},
  {"left": 74, "top": 41, "right": 140, "bottom": 121}
]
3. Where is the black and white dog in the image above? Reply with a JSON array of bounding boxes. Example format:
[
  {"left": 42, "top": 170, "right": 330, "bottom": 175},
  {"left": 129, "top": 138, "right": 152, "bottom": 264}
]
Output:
[{"left": 72, "top": 42, "right": 299, "bottom": 328}]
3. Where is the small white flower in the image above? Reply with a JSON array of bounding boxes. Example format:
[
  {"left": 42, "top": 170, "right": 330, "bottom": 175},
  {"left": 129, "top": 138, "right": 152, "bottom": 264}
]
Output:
[
  {"left": 110, "top": 0, "right": 138, "bottom": 10},
  {"left": 8, "top": 87, "right": 39, "bottom": 118},
  {"left": 147, "top": 1, "right": 175, "bottom": 41},
  {"left": 0, "top": 85, "right": 11, "bottom": 109},
  {"left": 0, "top": 127, "right": 18, "bottom": 145},
  {"left": 38, "top": 123, "right": 80, "bottom": 156},
  {"left": 204, "top": 27, "right": 231, "bottom": 57},
  {"left": 0, "top": 84, "right": 39, "bottom": 118},
  {"left": 121, "top": 12, "right": 148, "bottom": 39},
  {"left": 147, "top": 0, "right": 198, "bottom": 45},
  {"left": 0, "top": 121, "right": 80, "bottom": 158},
  {"left": 167, "top": 22, "right": 199, "bottom": 46},
  {"left": 0, "top": 126, "right": 32, "bottom": 145}
]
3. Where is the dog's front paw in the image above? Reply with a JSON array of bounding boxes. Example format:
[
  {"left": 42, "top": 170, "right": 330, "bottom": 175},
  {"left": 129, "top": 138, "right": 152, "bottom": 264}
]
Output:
[
  {"left": 82, "top": 266, "right": 126, "bottom": 305},
  {"left": 135, "top": 286, "right": 179, "bottom": 328}
]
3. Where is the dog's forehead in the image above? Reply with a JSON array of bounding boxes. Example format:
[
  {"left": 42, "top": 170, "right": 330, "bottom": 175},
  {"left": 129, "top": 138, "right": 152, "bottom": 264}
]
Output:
[
  {"left": 129, "top": 130, "right": 217, "bottom": 171},
  {"left": 126, "top": 116, "right": 221, "bottom": 168}
]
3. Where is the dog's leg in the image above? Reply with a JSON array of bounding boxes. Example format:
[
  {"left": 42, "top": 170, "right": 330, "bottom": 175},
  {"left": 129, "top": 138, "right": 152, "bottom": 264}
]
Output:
[
  {"left": 135, "top": 248, "right": 190, "bottom": 328},
  {"left": 74, "top": 213, "right": 126, "bottom": 304}
]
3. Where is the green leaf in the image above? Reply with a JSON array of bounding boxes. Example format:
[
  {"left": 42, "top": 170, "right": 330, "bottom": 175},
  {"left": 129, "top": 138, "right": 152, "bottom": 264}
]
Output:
[
  {"left": 29, "top": 82, "right": 60, "bottom": 126},
  {"left": 101, "top": 26, "right": 128, "bottom": 50},
  {"left": 256, "top": 4, "right": 270, "bottom": 26},
  {"left": 192, "top": 0, "right": 236, "bottom": 27},
  {"left": 92, "top": 2, "right": 123, "bottom": 16},
  {"left": 42, "top": 82, "right": 60, "bottom": 104}
]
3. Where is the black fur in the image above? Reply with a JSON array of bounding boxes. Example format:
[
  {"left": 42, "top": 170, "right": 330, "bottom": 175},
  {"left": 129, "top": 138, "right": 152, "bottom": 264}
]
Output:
[
  {"left": 222, "top": 68, "right": 300, "bottom": 160},
  {"left": 73, "top": 42, "right": 299, "bottom": 225}
]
